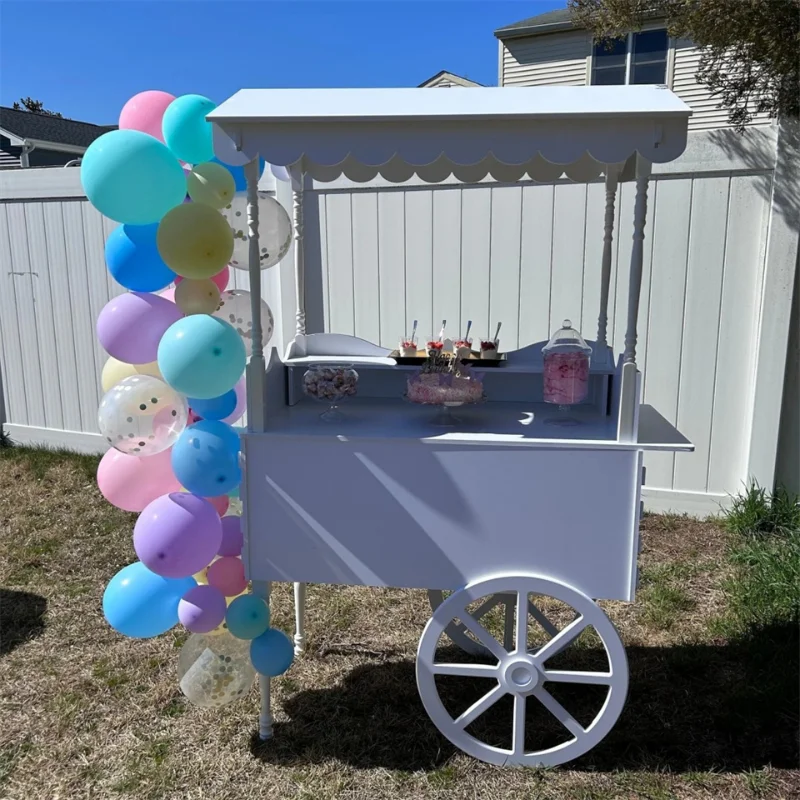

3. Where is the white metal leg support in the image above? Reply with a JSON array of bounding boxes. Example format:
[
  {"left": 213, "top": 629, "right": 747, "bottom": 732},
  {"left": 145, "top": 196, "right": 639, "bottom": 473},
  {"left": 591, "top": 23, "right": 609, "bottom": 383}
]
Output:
[
  {"left": 293, "top": 582, "right": 307, "bottom": 655},
  {"left": 251, "top": 579, "right": 273, "bottom": 740}
]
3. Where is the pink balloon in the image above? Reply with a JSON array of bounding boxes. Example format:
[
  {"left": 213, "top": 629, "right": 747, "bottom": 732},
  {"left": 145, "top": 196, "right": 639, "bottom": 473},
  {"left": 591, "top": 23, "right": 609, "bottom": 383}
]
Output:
[
  {"left": 174, "top": 265, "right": 229, "bottom": 293},
  {"left": 220, "top": 375, "right": 246, "bottom": 425},
  {"left": 207, "top": 556, "right": 246, "bottom": 596},
  {"left": 119, "top": 90, "right": 175, "bottom": 142},
  {"left": 134, "top": 493, "right": 222, "bottom": 578},
  {"left": 178, "top": 584, "right": 227, "bottom": 633},
  {"left": 97, "top": 448, "right": 182, "bottom": 512},
  {"left": 159, "top": 286, "right": 176, "bottom": 303},
  {"left": 207, "top": 494, "right": 230, "bottom": 516},
  {"left": 218, "top": 516, "right": 243, "bottom": 557},
  {"left": 96, "top": 292, "right": 182, "bottom": 364}
]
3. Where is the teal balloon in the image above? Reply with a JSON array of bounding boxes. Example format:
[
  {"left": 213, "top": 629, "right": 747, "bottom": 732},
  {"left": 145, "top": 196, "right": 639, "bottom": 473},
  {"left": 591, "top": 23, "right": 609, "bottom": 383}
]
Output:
[
  {"left": 250, "top": 628, "right": 294, "bottom": 676},
  {"left": 157, "top": 315, "right": 245, "bottom": 399},
  {"left": 162, "top": 95, "right": 216, "bottom": 164},
  {"left": 81, "top": 130, "right": 186, "bottom": 224},
  {"left": 226, "top": 595, "right": 270, "bottom": 640},
  {"left": 103, "top": 561, "right": 196, "bottom": 639}
]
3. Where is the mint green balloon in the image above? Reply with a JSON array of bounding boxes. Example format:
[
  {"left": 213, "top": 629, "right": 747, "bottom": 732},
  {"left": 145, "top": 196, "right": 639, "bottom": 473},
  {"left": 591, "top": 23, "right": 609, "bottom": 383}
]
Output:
[
  {"left": 81, "top": 130, "right": 186, "bottom": 224},
  {"left": 162, "top": 95, "right": 216, "bottom": 164}
]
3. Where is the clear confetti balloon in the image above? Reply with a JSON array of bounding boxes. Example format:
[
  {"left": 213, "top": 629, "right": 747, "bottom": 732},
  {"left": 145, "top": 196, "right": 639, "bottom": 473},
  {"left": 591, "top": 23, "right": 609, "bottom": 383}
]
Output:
[
  {"left": 212, "top": 289, "right": 274, "bottom": 357},
  {"left": 98, "top": 375, "right": 188, "bottom": 455},
  {"left": 221, "top": 192, "right": 291, "bottom": 271},
  {"left": 177, "top": 630, "right": 256, "bottom": 708}
]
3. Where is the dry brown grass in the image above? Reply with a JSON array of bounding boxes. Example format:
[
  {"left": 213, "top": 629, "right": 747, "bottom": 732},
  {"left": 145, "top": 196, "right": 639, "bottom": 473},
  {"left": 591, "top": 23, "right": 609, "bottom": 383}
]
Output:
[{"left": 1, "top": 448, "right": 798, "bottom": 800}]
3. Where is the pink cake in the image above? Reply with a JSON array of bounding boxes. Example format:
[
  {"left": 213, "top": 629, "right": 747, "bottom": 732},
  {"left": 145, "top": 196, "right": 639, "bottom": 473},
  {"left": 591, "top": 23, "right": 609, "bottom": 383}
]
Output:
[
  {"left": 407, "top": 373, "right": 483, "bottom": 406},
  {"left": 543, "top": 351, "right": 589, "bottom": 405}
]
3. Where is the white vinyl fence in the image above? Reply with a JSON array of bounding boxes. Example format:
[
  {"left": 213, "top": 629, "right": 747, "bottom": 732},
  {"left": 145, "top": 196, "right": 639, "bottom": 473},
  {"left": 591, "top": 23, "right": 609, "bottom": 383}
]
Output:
[{"left": 1, "top": 126, "right": 797, "bottom": 515}]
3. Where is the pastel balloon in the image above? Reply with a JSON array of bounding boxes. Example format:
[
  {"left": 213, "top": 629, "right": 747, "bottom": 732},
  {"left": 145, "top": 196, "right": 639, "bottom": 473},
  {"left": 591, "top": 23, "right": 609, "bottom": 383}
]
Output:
[
  {"left": 187, "top": 161, "right": 236, "bottom": 209},
  {"left": 159, "top": 286, "right": 176, "bottom": 303},
  {"left": 103, "top": 561, "right": 195, "bottom": 639},
  {"left": 81, "top": 129, "right": 186, "bottom": 224},
  {"left": 175, "top": 278, "right": 221, "bottom": 315},
  {"left": 211, "top": 156, "right": 266, "bottom": 192},
  {"left": 101, "top": 356, "right": 162, "bottom": 393},
  {"left": 171, "top": 420, "right": 241, "bottom": 496},
  {"left": 226, "top": 594, "right": 269, "bottom": 640},
  {"left": 218, "top": 515, "right": 243, "bottom": 557},
  {"left": 178, "top": 631, "right": 255, "bottom": 707},
  {"left": 207, "top": 556, "right": 246, "bottom": 597},
  {"left": 220, "top": 376, "right": 246, "bottom": 425},
  {"left": 98, "top": 374, "right": 188, "bottom": 455},
  {"left": 178, "top": 584, "right": 227, "bottom": 633},
  {"left": 213, "top": 289, "right": 273, "bottom": 357},
  {"left": 105, "top": 223, "right": 176, "bottom": 292},
  {"left": 97, "top": 447, "right": 182, "bottom": 512},
  {"left": 162, "top": 94, "right": 216, "bottom": 164},
  {"left": 157, "top": 203, "right": 233, "bottom": 279},
  {"left": 175, "top": 264, "right": 229, "bottom": 292},
  {"left": 250, "top": 628, "right": 294, "bottom": 676},
  {"left": 134, "top": 492, "right": 223, "bottom": 578},
  {"left": 97, "top": 291, "right": 183, "bottom": 364},
  {"left": 119, "top": 90, "right": 176, "bottom": 142},
  {"left": 212, "top": 125, "right": 253, "bottom": 168},
  {"left": 188, "top": 389, "right": 237, "bottom": 421},
  {"left": 208, "top": 494, "right": 230, "bottom": 516},
  {"left": 271, "top": 164, "right": 291, "bottom": 182},
  {"left": 222, "top": 193, "right": 291, "bottom": 271},
  {"left": 157, "top": 315, "right": 245, "bottom": 399}
]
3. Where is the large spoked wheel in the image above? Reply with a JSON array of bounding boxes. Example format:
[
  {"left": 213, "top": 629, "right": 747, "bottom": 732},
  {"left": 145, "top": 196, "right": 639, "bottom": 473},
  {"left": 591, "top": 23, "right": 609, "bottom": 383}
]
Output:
[
  {"left": 427, "top": 589, "right": 559, "bottom": 656},
  {"left": 417, "top": 575, "right": 628, "bottom": 767}
]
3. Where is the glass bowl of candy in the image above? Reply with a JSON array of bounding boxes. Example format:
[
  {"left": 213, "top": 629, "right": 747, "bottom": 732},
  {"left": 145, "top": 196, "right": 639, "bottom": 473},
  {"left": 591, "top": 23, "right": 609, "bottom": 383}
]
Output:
[
  {"left": 542, "top": 319, "right": 591, "bottom": 426},
  {"left": 302, "top": 364, "right": 359, "bottom": 422}
]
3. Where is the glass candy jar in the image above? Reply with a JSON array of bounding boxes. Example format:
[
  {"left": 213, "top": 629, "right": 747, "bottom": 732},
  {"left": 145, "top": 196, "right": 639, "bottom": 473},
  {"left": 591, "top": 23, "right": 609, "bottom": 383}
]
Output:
[
  {"left": 542, "top": 319, "right": 591, "bottom": 425},
  {"left": 302, "top": 364, "right": 359, "bottom": 422}
]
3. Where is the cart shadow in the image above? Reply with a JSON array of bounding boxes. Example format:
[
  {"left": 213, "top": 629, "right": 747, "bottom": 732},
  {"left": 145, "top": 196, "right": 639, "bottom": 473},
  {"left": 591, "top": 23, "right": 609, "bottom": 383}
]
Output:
[
  {"left": 249, "top": 622, "right": 798, "bottom": 773},
  {"left": 0, "top": 588, "right": 47, "bottom": 656}
]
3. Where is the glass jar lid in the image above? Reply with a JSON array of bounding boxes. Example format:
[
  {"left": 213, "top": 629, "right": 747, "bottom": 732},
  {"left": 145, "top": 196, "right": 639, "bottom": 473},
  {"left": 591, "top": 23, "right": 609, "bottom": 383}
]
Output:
[{"left": 542, "top": 319, "right": 592, "bottom": 356}]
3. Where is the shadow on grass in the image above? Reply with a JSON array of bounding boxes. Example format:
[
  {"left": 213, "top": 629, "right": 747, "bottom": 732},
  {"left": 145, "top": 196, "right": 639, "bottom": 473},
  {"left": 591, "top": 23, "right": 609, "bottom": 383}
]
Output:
[
  {"left": 0, "top": 588, "right": 47, "bottom": 656},
  {"left": 250, "top": 623, "right": 798, "bottom": 773}
]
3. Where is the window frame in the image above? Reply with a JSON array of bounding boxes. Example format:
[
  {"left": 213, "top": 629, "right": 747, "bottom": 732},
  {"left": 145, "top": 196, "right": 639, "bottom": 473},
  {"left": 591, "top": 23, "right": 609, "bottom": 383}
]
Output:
[{"left": 587, "top": 27, "right": 673, "bottom": 88}]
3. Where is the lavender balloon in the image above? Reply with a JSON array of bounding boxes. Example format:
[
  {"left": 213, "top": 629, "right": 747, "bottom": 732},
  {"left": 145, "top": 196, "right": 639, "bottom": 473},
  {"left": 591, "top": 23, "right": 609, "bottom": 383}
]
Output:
[
  {"left": 134, "top": 492, "right": 222, "bottom": 578},
  {"left": 97, "top": 292, "right": 183, "bottom": 364},
  {"left": 218, "top": 515, "right": 243, "bottom": 557},
  {"left": 178, "top": 584, "right": 227, "bottom": 633}
]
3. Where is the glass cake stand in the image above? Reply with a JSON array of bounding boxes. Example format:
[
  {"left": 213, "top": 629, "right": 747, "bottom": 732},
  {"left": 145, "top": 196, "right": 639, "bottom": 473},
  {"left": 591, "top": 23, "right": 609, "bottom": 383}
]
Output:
[{"left": 404, "top": 393, "right": 486, "bottom": 427}]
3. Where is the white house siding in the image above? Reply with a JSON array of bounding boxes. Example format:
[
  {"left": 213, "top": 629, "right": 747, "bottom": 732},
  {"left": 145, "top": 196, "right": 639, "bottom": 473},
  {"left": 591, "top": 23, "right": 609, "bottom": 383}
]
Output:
[
  {"left": 672, "top": 40, "right": 772, "bottom": 130},
  {"left": 500, "top": 31, "right": 589, "bottom": 86}
]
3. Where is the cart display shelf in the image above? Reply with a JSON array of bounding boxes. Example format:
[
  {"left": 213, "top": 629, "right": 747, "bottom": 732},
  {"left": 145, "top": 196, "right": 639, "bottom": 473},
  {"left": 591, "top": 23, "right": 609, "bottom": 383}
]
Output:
[{"left": 209, "top": 84, "right": 694, "bottom": 767}]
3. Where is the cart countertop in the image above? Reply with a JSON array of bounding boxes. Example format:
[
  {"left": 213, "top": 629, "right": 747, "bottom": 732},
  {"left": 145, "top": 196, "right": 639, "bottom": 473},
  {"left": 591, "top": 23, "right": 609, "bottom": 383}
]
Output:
[{"left": 253, "top": 399, "right": 692, "bottom": 452}]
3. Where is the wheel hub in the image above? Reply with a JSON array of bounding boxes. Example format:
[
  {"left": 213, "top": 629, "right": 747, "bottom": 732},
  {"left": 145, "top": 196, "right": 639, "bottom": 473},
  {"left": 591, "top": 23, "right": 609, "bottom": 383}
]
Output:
[{"left": 501, "top": 656, "right": 541, "bottom": 694}]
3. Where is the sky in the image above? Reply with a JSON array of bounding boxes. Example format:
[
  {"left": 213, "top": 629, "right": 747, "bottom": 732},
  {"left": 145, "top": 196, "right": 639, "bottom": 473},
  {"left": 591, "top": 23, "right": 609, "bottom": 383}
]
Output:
[{"left": 0, "top": 0, "right": 564, "bottom": 125}]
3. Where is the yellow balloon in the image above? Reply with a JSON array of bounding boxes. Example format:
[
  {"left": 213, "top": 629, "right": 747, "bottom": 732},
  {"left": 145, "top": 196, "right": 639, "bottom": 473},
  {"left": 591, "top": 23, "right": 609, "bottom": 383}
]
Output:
[
  {"left": 175, "top": 278, "right": 221, "bottom": 316},
  {"left": 157, "top": 203, "right": 233, "bottom": 279},
  {"left": 101, "top": 356, "right": 162, "bottom": 392},
  {"left": 187, "top": 162, "right": 236, "bottom": 209}
]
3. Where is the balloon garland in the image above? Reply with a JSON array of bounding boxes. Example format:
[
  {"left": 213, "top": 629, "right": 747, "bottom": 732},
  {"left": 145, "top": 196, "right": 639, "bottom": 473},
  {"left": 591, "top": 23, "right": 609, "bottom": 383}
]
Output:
[{"left": 87, "top": 89, "right": 294, "bottom": 709}]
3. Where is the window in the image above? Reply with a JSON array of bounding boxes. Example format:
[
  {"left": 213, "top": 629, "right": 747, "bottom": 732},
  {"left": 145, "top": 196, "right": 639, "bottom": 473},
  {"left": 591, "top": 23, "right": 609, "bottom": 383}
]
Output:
[{"left": 591, "top": 29, "right": 668, "bottom": 86}]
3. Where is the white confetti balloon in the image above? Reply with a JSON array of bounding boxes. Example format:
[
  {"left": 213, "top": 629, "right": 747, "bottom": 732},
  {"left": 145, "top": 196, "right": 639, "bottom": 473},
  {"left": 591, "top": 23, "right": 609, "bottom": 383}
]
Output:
[
  {"left": 221, "top": 192, "right": 291, "bottom": 271},
  {"left": 98, "top": 375, "right": 188, "bottom": 456},
  {"left": 212, "top": 289, "right": 274, "bottom": 357},
  {"left": 178, "top": 631, "right": 256, "bottom": 708}
]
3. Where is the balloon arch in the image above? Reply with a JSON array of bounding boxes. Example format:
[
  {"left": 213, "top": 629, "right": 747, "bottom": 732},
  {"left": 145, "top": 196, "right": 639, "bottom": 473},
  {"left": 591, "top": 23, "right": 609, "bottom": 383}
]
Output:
[{"left": 87, "top": 90, "right": 294, "bottom": 707}]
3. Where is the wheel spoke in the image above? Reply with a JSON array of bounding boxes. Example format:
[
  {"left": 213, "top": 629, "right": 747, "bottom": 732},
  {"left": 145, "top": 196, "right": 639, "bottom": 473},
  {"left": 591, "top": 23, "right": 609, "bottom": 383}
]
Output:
[
  {"left": 533, "top": 686, "right": 585, "bottom": 739},
  {"left": 469, "top": 594, "right": 505, "bottom": 621},
  {"left": 528, "top": 600, "right": 559, "bottom": 638},
  {"left": 454, "top": 609, "right": 508, "bottom": 661},
  {"left": 515, "top": 590, "right": 528, "bottom": 654},
  {"left": 542, "top": 670, "right": 613, "bottom": 685},
  {"left": 532, "top": 614, "right": 588, "bottom": 664},
  {"left": 432, "top": 662, "right": 500, "bottom": 678},
  {"left": 512, "top": 693, "right": 526, "bottom": 757},
  {"left": 453, "top": 683, "right": 506, "bottom": 729},
  {"left": 504, "top": 598, "right": 516, "bottom": 651}
]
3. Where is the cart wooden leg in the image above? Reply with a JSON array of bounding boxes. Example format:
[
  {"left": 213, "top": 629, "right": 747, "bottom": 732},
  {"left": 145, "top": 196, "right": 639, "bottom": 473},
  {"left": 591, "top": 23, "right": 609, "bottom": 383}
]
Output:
[
  {"left": 252, "top": 580, "right": 273, "bottom": 740},
  {"left": 293, "top": 582, "right": 307, "bottom": 656}
]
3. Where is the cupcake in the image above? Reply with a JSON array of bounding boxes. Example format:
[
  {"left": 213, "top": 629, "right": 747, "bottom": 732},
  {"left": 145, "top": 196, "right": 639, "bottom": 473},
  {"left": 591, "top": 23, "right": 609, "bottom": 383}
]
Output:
[{"left": 480, "top": 340, "right": 499, "bottom": 360}]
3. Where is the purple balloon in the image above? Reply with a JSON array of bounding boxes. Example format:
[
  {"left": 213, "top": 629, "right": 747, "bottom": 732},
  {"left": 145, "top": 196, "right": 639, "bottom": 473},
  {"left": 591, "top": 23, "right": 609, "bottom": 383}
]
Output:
[
  {"left": 178, "top": 584, "right": 227, "bottom": 633},
  {"left": 97, "top": 291, "right": 183, "bottom": 364},
  {"left": 218, "top": 515, "right": 243, "bottom": 557},
  {"left": 134, "top": 492, "right": 222, "bottom": 578}
]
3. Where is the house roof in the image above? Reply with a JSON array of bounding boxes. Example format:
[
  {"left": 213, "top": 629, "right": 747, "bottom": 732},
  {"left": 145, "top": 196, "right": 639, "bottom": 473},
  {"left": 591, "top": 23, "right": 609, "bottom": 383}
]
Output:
[
  {"left": 0, "top": 106, "right": 114, "bottom": 150},
  {"left": 418, "top": 70, "right": 483, "bottom": 88},
  {"left": 494, "top": 7, "right": 574, "bottom": 40}
]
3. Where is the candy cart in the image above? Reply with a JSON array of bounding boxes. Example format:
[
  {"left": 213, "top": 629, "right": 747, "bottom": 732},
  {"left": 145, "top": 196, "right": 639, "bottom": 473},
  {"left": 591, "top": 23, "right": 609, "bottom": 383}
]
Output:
[{"left": 208, "top": 86, "right": 694, "bottom": 767}]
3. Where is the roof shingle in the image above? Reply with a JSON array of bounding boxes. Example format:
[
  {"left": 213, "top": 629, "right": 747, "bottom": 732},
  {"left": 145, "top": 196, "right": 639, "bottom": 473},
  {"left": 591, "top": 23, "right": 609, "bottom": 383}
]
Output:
[{"left": 0, "top": 106, "right": 114, "bottom": 149}]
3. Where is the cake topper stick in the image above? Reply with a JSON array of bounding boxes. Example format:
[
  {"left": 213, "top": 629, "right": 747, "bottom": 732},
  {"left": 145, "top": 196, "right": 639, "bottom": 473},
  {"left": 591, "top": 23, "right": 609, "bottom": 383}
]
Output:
[
  {"left": 439, "top": 319, "right": 446, "bottom": 342},
  {"left": 463, "top": 319, "right": 472, "bottom": 342},
  {"left": 493, "top": 321, "right": 502, "bottom": 345},
  {"left": 411, "top": 319, "right": 418, "bottom": 345}
]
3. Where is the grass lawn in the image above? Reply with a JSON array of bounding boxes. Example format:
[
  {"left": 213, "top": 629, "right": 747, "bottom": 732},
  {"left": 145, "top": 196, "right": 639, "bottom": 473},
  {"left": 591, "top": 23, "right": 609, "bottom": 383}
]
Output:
[{"left": 1, "top": 446, "right": 798, "bottom": 799}]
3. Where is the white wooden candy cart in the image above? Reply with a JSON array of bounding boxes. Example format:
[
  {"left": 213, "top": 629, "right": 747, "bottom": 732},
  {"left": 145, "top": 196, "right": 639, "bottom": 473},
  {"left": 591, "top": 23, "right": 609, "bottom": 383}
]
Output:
[{"left": 208, "top": 86, "right": 694, "bottom": 767}]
